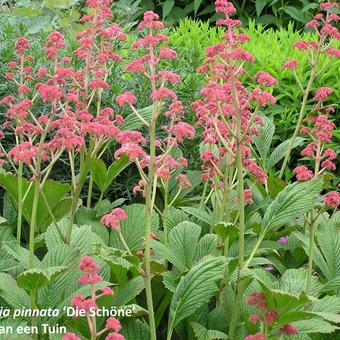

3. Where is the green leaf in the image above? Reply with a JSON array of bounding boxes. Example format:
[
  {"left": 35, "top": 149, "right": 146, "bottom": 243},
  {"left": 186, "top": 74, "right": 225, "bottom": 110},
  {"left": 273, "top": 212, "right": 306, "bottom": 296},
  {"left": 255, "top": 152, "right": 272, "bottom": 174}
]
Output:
[
  {"left": 0, "top": 273, "right": 31, "bottom": 308},
  {"left": 110, "top": 204, "right": 159, "bottom": 252},
  {"left": 292, "top": 318, "right": 339, "bottom": 334},
  {"left": 253, "top": 116, "right": 274, "bottom": 167},
  {"left": 163, "top": 0, "right": 175, "bottom": 18},
  {"left": 0, "top": 173, "right": 71, "bottom": 230},
  {"left": 167, "top": 207, "right": 188, "bottom": 230},
  {"left": 283, "top": 6, "right": 306, "bottom": 23},
  {"left": 261, "top": 178, "right": 322, "bottom": 235},
  {"left": 275, "top": 268, "right": 321, "bottom": 296},
  {"left": 105, "top": 155, "right": 130, "bottom": 192},
  {"left": 121, "top": 319, "right": 149, "bottom": 339},
  {"left": 194, "top": 0, "right": 203, "bottom": 15},
  {"left": 213, "top": 222, "right": 238, "bottom": 243},
  {"left": 191, "top": 322, "right": 228, "bottom": 339},
  {"left": 75, "top": 207, "right": 109, "bottom": 244},
  {"left": 2, "top": 241, "right": 40, "bottom": 269},
  {"left": 121, "top": 106, "right": 152, "bottom": 131},
  {"left": 180, "top": 207, "right": 211, "bottom": 225},
  {"left": 321, "top": 276, "right": 340, "bottom": 292},
  {"left": 267, "top": 137, "right": 304, "bottom": 168},
  {"left": 169, "top": 221, "right": 201, "bottom": 270},
  {"left": 38, "top": 245, "right": 80, "bottom": 308},
  {"left": 11, "top": 7, "right": 43, "bottom": 17},
  {"left": 194, "top": 234, "right": 218, "bottom": 261},
  {"left": 90, "top": 158, "right": 107, "bottom": 192},
  {"left": 167, "top": 257, "right": 225, "bottom": 337},
  {"left": 17, "top": 266, "right": 67, "bottom": 291},
  {"left": 113, "top": 276, "right": 144, "bottom": 306},
  {"left": 255, "top": 0, "right": 269, "bottom": 17}
]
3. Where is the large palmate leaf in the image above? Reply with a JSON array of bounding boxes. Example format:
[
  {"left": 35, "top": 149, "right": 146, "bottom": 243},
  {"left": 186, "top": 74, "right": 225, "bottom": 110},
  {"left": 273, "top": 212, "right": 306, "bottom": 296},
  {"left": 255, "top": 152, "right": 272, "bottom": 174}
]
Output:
[
  {"left": 295, "top": 215, "right": 340, "bottom": 283},
  {"left": 2, "top": 241, "right": 40, "bottom": 269},
  {"left": 167, "top": 257, "right": 225, "bottom": 338},
  {"left": 261, "top": 177, "right": 322, "bottom": 235},
  {"left": 0, "top": 173, "right": 71, "bottom": 230},
  {"left": 274, "top": 268, "right": 322, "bottom": 296},
  {"left": 75, "top": 207, "right": 109, "bottom": 244},
  {"left": 180, "top": 206, "right": 212, "bottom": 225},
  {"left": 110, "top": 204, "right": 159, "bottom": 252}
]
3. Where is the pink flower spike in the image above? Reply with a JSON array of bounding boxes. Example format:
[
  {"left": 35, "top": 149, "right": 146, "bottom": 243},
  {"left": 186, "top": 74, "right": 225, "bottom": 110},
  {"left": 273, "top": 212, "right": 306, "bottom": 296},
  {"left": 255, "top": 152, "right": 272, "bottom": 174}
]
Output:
[
  {"left": 63, "top": 332, "right": 81, "bottom": 340},
  {"left": 313, "top": 87, "right": 333, "bottom": 102},
  {"left": 116, "top": 92, "right": 137, "bottom": 107},
  {"left": 105, "top": 334, "right": 125, "bottom": 340},
  {"left": 106, "top": 317, "right": 122, "bottom": 332},
  {"left": 244, "top": 332, "right": 266, "bottom": 340},
  {"left": 101, "top": 208, "right": 127, "bottom": 230},
  {"left": 283, "top": 59, "right": 298, "bottom": 69},
  {"left": 324, "top": 192, "right": 340, "bottom": 209},
  {"left": 293, "top": 165, "right": 313, "bottom": 181},
  {"left": 79, "top": 256, "right": 100, "bottom": 273}
]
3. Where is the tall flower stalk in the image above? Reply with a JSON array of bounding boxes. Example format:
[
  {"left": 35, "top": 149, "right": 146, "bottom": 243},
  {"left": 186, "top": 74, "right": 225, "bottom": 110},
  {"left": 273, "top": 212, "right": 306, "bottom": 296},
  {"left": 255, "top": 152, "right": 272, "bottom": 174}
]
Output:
[
  {"left": 114, "top": 12, "right": 194, "bottom": 338},
  {"left": 193, "top": 1, "right": 278, "bottom": 336},
  {"left": 279, "top": 1, "right": 339, "bottom": 179}
]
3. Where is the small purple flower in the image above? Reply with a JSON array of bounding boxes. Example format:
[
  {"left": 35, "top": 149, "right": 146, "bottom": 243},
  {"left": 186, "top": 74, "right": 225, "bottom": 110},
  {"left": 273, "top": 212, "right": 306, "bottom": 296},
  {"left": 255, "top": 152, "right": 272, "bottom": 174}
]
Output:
[
  {"left": 265, "top": 265, "right": 274, "bottom": 272},
  {"left": 278, "top": 236, "right": 288, "bottom": 245}
]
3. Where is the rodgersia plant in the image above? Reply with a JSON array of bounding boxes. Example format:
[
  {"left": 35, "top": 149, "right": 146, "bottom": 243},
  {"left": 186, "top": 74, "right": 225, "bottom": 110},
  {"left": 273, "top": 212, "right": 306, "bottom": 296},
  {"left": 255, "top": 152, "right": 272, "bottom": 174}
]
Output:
[
  {"left": 279, "top": 1, "right": 339, "bottom": 178},
  {"left": 291, "top": 79, "right": 339, "bottom": 295},
  {"left": 0, "top": 1, "right": 339, "bottom": 340},
  {"left": 0, "top": 0, "right": 126, "bottom": 254},
  {"left": 112, "top": 10, "right": 195, "bottom": 339},
  {"left": 0, "top": 0, "right": 126, "bottom": 325},
  {"left": 193, "top": 0, "right": 277, "bottom": 337}
]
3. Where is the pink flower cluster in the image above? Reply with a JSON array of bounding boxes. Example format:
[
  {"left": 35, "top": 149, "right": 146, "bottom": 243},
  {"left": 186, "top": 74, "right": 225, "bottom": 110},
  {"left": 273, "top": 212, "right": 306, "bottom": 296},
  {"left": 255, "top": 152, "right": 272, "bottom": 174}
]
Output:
[
  {"left": 324, "top": 191, "right": 340, "bottom": 209},
  {"left": 113, "top": 10, "right": 194, "bottom": 193},
  {"left": 193, "top": 0, "right": 271, "bottom": 193},
  {"left": 64, "top": 257, "right": 125, "bottom": 340},
  {"left": 246, "top": 291, "right": 298, "bottom": 339},
  {"left": 0, "top": 0, "right": 127, "bottom": 174},
  {"left": 282, "top": 2, "right": 340, "bottom": 72},
  {"left": 294, "top": 106, "right": 336, "bottom": 181},
  {"left": 100, "top": 208, "right": 127, "bottom": 230}
]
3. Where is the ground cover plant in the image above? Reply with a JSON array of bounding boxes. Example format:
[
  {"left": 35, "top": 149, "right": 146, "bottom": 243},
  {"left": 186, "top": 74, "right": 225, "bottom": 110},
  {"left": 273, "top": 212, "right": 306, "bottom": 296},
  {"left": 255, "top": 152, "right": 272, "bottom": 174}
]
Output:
[{"left": 0, "top": 0, "right": 339, "bottom": 339}]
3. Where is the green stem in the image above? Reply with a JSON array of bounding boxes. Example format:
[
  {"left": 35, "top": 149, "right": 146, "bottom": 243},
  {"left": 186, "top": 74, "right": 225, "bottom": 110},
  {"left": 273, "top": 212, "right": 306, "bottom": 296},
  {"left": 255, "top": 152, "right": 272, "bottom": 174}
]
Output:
[
  {"left": 29, "top": 179, "right": 40, "bottom": 269},
  {"left": 87, "top": 172, "right": 94, "bottom": 208},
  {"left": 163, "top": 180, "right": 169, "bottom": 246},
  {"left": 16, "top": 161, "right": 23, "bottom": 244},
  {"left": 66, "top": 151, "right": 92, "bottom": 244},
  {"left": 199, "top": 181, "right": 208, "bottom": 209},
  {"left": 118, "top": 230, "right": 133, "bottom": 256},
  {"left": 97, "top": 191, "right": 104, "bottom": 207},
  {"left": 245, "top": 236, "right": 263, "bottom": 268},
  {"left": 278, "top": 68, "right": 317, "bottom": 179},
  {"left": 228, "top": 68, "right": 245, "bottom": 340},
  {"left": 144, "top": 116, "right": 157, "bottom": 340},
  {"left": 306, "top": 214, "right": 315, "bottom": 295},
  {"left": 30, "top": 289, "right": 38, "bottom": 340}
]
